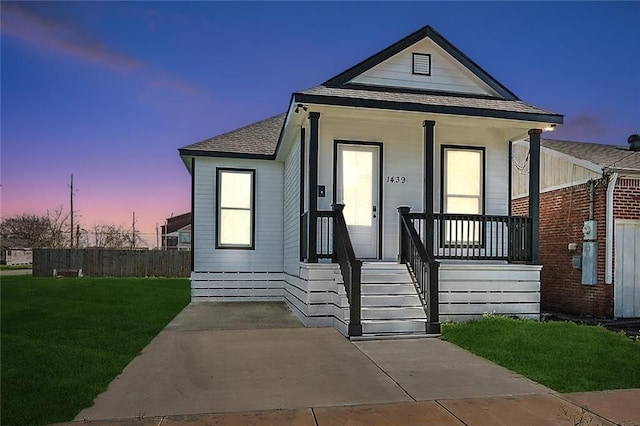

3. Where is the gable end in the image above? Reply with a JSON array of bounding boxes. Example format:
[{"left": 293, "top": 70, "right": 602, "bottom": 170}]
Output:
[{"left": 323, "top": 25, "right": 518, "bottom": 101}]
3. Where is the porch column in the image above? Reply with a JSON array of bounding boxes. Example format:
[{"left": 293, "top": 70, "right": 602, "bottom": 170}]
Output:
[
  {"left": 423, "top": 120, "right": 436, "bottom": 257},
  {"left": 528, "top": 129, "right": 542, "bottom": 264},
  {"left": 190, "top": 157, "right": 195, "bottom": 271},
  {"left": 308, "top": 112, "right": 320, "bottom": 263}
]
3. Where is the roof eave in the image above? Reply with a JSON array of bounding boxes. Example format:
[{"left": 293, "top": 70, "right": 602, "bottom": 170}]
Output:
[
  {"left": 604, "top": 166, "right": 640, "bottom": 175},
  {"left": 294, "top": 93, "right": 563, "bottom": 125},
  {"left": 178, "top": 148, "right": 275, "bottom": 160}
]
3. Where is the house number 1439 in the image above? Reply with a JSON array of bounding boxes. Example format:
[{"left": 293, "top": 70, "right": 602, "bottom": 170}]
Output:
[{"left": 386, "top": 176, "right": 406, "bottom": 184}]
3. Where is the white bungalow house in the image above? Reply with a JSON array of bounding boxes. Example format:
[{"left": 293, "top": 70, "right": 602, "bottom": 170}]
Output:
[{"left": 179, "top": 25, "right": 563, "bottom": 337}]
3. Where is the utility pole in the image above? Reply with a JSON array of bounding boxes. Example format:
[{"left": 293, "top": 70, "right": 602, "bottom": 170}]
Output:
[
  {"left": 156, "top": 223, "right": 159, "bottom": 250},
  {"left": 132, "top": 212, "right": 136, "bottom": 249},
  {"left": 69, "top": 173, "right": 74, "bottom": 248}
]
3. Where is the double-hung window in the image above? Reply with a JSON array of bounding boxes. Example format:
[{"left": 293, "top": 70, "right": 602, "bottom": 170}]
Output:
[
  {"left": 441, "top": 146, "right": 484, "bottom": 246},
  {"left": 216, "top": 168, "right": 255, "bottom": 249}
]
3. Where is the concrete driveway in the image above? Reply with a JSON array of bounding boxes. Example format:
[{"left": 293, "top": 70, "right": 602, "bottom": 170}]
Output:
[{"left": 75, "top": 302, "right": 552, "bottom": 422}]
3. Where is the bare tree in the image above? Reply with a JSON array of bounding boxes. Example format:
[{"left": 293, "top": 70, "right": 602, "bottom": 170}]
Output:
[
  {"left": 91, "top": 224, "right": 131, "bottom": 249},
  {"left": 1, "top": 206, "right": 71, "bottom": 248},
  {"left": 0, "top": 214, "right": 51, "bottom": 247},
  {"left": 46, "top": 206, "right": 71, "bottom": 248}
]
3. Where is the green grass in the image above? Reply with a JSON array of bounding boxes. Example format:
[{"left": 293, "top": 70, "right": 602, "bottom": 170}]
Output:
[
  {"left": 1, "top": 275, "right": 190, "bottom": 425},
  {"left": 441, "top": 315, "right": 640, "bottom": 393}
]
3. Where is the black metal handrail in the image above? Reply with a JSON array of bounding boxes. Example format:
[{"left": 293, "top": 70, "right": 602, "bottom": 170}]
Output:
[
  {"left": 332, "top": 204, "right": 362, "bottom": 337},
  {"left": 408, "top": 212, "right": 532, "bottom": 262},
  {"left": 398, "top": 207, "right": 440, "bottom": 334},
  {"left": 300, "top": 206, "right": 361, "bottom": 336}
]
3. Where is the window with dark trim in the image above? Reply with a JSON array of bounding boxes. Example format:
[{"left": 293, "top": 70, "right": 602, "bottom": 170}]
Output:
[
  {"left": 441, "top": 146, "right": 485, "bottom": 246},
  {"left": 216, "top": 168, "right": 255, "bottom": 249},
  {"left": 412, "top": 53, "right": 431, "bottom": 76}
]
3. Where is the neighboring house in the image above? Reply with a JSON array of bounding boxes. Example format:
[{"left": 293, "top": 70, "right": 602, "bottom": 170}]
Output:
[
  {"left": 512, "top": 138, "right": 640, "bottom": 319},
  {"left": 177, "top": 225, "right": 192, "bottom": 251},
  {"left": 179, "top": 25, "right": 563, "bottom": 337},
  {"left": 161, "top": 213, "right": 191, "bottom": 251},
  {"left": 1, "top": 238, "right": 33, "bottom": 265}
]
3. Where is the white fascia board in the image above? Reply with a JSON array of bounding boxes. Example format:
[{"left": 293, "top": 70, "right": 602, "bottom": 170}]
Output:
[{"left": 274, "top": 99, "right": 304, "bottom": 162}]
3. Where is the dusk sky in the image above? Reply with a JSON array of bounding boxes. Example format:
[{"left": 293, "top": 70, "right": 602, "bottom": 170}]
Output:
[{"left": 2, "top": 1, "right": 638, "bottom": 247}]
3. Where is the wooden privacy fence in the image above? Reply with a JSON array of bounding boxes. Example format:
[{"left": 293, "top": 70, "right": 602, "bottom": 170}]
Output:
[{"left": 33, "top": 249, "right": 191, "bottom": 277}]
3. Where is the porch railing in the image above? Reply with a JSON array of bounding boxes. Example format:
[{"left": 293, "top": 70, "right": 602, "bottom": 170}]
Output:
[
  {"left": 398, "top": 207, "right": 440, "bottom": 334},
  {"left": 408, "top": 212, "right": 532, "bottom": 262},
  {"left": 300, "top": 211, "right": 334, "bottom": 260},
  {"left": 300, "top": 206, "right": 362, "bottom": 337},
  {"left": 332, "top": 204, "right": 362, "bottom": 337}
]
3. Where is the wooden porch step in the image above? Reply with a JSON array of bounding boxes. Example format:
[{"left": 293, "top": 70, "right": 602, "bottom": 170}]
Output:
[
  {"left": 361, "top": 294, "right": 422, "bottom": 306},
  {"left": 336, "top": 262, "right": 437, "bottom": 338},
  {"left": 361, "top": 306, "right": 426, "bottom": 320},
  {"left": 361, "top": 319, "right": 429, "bottom": 335}
]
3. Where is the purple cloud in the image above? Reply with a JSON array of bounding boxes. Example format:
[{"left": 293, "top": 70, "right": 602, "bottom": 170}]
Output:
[
  {"left": 557, "top": 111, "right": 609, "bottom": 140},
  {"left": 1, "top": 3, "right": 201, "bottom": 97},
  {"left": 1, "top": 2, "right": 142, "bottom": 71}
]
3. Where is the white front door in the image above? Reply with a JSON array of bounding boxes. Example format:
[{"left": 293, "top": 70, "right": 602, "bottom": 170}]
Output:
[
  {"left": 614, "top": 220, "right": 640, "bottom": 318},
  {"left": 336, "top": 144, "right": 380, "bottom": 259}
]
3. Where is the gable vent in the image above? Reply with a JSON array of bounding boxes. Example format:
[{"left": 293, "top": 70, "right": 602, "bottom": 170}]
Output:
[{"left": 412, "top": 53, "right": 431, "bottom": 76}]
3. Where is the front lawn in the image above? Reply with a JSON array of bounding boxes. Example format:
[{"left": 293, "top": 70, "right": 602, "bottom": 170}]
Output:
[
  {"left": 1, "top": 275, "right": 190, "bottom": 426},
  {"left": 441, "top": 315, "right": 640, "bottom": 393}
]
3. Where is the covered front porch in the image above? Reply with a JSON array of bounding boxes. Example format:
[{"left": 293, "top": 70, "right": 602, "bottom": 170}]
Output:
[
  {"left": 297, "top": 204, "right": 542, "bottom": 338},
  {"left": 296, "top": 111, "right": 546, "bottom": 337}
]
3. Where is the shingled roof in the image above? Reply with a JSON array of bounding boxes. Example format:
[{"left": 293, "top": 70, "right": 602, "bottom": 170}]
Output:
[
  {"left": 542, "top": 139, "right": 640, "bottom": 172},
  {"left": 180, "top": 24, "right": 563, "bottom": 160},
  {"left": 294, "top": 85, "right": 562, "bottom": 123},
  {"left": 179, "top": 113, "right": 285, "bottom": 158}
]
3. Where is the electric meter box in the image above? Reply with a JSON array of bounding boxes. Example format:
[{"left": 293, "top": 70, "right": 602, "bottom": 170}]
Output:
[{"left": 582, "top": 220, "right": 597, "bottom": 240}]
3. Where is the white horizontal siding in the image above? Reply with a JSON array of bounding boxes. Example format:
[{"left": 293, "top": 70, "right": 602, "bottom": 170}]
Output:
[
  {"left": 350, "top": 37, "right": 499, "bottom": 97},
  {"left": 193, "top": 157, "right": 284, "bottom": 272},
  {"left": 191, "top": 272, "right": 284, "bottom": 302},
  {"left": 438, "top": 263, "right": 541, "bottom": 322},
  {"left": 283, "top": 141, "right": 301, "bottom": 275}
]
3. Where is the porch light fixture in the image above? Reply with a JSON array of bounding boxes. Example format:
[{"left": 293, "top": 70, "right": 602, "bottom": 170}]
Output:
[
  {"left": 294, "top": 103, "right": 308, "bottom": 113},
  {"left": 543, "top": 124, "right": 557, "bottom": 132}
]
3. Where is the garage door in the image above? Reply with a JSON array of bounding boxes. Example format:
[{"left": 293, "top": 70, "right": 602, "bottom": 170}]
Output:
[{"left": 614, "top": 220, "right": 640, "bottom": 318}]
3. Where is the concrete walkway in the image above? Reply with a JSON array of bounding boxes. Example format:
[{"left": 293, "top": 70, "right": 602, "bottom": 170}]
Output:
[{"left": 67, "top": 302, "right": 639, "bottom": 425}]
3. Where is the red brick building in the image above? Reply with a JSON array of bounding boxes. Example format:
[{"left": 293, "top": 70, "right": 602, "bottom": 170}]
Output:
[{"left": 512, "top": 139, "right": 640, "bottom": 318}]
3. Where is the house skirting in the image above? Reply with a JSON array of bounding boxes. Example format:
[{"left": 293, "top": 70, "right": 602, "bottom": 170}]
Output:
[
  {"left": 190, "top": 262, "right": 541, "bottom": 332},
  {"left": 439, "top": 263, "right": 542, "bottom": 322},
  {"left": 284, "top": 264, "right": 349, "bottom": 336},
  {"left": 191, "top": 272, "right": 285, "bottom": 302}
]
